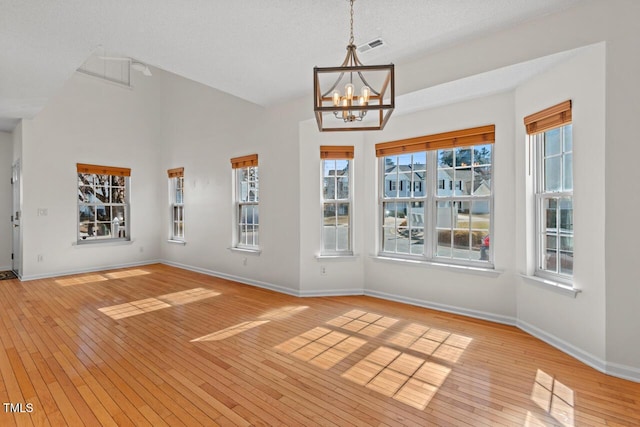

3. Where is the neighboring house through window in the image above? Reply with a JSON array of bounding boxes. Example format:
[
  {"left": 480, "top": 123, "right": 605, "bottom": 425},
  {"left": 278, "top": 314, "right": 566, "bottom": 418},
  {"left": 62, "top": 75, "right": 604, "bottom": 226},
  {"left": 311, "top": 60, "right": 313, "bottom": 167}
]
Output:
[
  {"left": 168, "top": 167, "right": 185, "bottom": 241},
  {"left": 376, "top": 125, "right": 494, "bottom": 265},
  {"left": 525, "top": 100, "right": 573, "bottom": 282},
  {"left": 231, "top": 154, "right": 259, "bottom": 249},
  {"left": 77, "top": 163, "right": 130, "bottom": 242},
  {"left": 320, "top": 145, "right": 353, "bottom": 255}
]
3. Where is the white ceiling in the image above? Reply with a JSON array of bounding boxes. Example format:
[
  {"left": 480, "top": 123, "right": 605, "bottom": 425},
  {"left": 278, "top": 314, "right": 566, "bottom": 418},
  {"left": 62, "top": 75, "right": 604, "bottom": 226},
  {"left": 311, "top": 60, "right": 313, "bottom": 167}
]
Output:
[{"left": 0, "top": 0, "right": 583, "bottom": 132}]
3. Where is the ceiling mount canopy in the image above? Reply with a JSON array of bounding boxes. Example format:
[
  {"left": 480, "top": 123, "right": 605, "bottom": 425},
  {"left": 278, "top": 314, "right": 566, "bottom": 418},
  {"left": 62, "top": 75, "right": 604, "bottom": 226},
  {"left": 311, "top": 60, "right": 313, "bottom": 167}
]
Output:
[{"left": 313, "top": 0, "right": 394, "bottom": 132}]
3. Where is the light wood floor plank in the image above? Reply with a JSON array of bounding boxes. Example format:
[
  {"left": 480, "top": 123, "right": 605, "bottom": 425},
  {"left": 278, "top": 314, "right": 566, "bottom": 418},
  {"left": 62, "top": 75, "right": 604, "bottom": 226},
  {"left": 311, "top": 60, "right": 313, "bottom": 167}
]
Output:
[{"left": 0, "top": 264, "right": 639, "bottom": 426}]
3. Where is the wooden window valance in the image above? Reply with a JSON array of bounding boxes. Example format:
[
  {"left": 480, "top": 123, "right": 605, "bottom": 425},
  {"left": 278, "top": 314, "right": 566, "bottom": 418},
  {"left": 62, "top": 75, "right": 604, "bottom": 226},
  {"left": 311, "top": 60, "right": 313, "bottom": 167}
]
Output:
[
  {"left": 77, "top": 163, "right": 131, "bottom": 177},
  {"left": 375, "top": 125, "right": 495, "bottom": 157},
  {"left": 524, "top": 100, "right": 572, "bottom": 135},
  {"left": 231, "top": 154, "right": 258, "bottom": 169},
  {"left": 320, "top": 145, "right": 355, "bottom": 160},
  {"left": 167, "top": 167, "right": 184, "bottom": 178}
]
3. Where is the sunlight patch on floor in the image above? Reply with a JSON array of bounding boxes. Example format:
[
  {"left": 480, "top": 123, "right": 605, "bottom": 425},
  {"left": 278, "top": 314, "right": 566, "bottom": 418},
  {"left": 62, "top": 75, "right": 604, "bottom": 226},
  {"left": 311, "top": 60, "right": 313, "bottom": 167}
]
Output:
[
  {"left": 98, "top": 287, "right": 220, "bottom": 320},
  {"left": 191, "top": 320, "right": 270, "bottom": 342},
  {"left": 98, "top": 298, "right": 171, "bottom": 319},
  {"left": 56, "top": 274, "right": 109, "bottom": 286},
  {"left": 531, "top": 369, "right": 575, "bottom": 427}
]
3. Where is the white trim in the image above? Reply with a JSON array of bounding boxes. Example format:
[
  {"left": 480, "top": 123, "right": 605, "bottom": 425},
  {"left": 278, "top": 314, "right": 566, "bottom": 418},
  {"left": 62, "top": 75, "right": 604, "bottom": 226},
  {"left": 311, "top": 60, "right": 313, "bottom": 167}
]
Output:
[
  {"left": 520, "top": 274, "right": 580, "bottom": 297},
  {"left": 73, "top": 239, "right": 134, "bottom": 247},
  {"left": 18, "top": 259, "right": 160, "bottom": 281},
  {"left": 364, "top": 289, "right": 516, "bottom": 326},
  {"left": 605, "top": 361, "right": 640, "bottom": 383},
  {"left": 167, "top": 239, "right": 186, "bottom": 245},
  {"left": 315, "top": 254, "right": 359, "bottom": 261},
  {"left": 228, "top": 247, "right": 261, "bottom": 255},
  {"left": 161, "top": 260, "right": 297, "bottom": 296},
  {"left": 371, "top": 255, "right": 502, "bottom": 278},
  {"left": 299, "top": 288, "right": 364, "bottom": 297},
  {"left": 0, "top": 265, "right": 11, "bottom": 271},
  {"left": 517, "top": 319, "right": 606, "bottom": 374}
]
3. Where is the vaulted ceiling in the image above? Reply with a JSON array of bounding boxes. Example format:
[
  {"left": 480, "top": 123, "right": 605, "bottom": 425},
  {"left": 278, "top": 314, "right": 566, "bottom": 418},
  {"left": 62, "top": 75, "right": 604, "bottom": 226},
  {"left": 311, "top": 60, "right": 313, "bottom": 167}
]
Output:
[{"left": 0, "top": 0, "right": 583, "bottom": 132}]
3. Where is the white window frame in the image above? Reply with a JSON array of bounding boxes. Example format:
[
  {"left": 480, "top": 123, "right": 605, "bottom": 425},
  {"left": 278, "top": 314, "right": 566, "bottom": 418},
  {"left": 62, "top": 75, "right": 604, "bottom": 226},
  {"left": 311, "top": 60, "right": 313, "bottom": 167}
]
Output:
[
  {"left": 235, "top": 165, "right": 259, "bottom": 249},
  {"left": 77, "top": 169, "right": 130, "bottom": 243},
  {"left": 533, "top": 124, "right": 573, "bottom": 283},
  {"left": 378, "top": 145, "right": 493, "bottom": 267},
  {"left": 321, "top": 158, "right": 353, "bottom": 255},
  {"left": 169, "top": 175, "right": 185, "bottom": 241}
]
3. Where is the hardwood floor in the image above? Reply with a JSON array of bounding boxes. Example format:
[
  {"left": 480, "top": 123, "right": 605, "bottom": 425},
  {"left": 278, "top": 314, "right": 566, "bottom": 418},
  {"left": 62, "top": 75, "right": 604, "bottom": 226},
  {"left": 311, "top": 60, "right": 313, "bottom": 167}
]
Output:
[{"left": 0, "top": 264, "right": 638, "bottom": 426}]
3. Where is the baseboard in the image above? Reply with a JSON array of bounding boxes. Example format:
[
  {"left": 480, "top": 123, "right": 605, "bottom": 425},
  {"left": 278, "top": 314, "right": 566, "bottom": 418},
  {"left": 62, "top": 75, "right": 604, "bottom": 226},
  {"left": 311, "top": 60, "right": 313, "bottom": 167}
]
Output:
[
  {"left": 605, "top": 361, "right": 640, "bottom": 383},
  {"left": 364, "top": 289, "right": 517, "bottom": 326},
  {"left": 0, "top": 265, "right": 11, "bottom": 271},
  {"left": 19, "top": 259, "right": 161, "bottom": 281},
  {"left": 161, "top": 260, "right": 300, "bottom": 297},
  {"left": 517, "top": 319, "right": 608, "bottom": 374},
  {"left": 299, "top": 288, "right": 364, "bottom": 297}
]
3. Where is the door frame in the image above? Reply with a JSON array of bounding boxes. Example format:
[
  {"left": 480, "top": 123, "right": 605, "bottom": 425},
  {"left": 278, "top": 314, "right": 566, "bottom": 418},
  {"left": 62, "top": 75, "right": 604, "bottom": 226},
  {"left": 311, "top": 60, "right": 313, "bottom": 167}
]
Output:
[{"left": 11, "top": 159, "right": 21, "bottom": 277}]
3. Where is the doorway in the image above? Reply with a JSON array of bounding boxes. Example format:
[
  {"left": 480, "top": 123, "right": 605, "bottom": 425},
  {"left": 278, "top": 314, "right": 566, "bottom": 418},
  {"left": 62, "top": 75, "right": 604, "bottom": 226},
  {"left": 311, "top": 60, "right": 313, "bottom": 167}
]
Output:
[{"left": 12, "top": 160, "right": 21, "bottom": 277}]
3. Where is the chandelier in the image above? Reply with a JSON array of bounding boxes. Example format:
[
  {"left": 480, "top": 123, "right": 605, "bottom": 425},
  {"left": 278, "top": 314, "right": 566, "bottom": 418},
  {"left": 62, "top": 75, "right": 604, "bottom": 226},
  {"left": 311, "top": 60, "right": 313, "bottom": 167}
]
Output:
[{"left": 313, "top": 0, "right": 394, "bottom": 132}]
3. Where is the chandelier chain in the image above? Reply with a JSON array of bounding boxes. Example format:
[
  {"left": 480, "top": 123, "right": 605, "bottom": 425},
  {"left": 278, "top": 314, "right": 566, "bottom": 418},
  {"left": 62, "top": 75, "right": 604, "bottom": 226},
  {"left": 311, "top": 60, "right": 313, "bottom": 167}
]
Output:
[{"left": 349, "top": 0, "right": 355, "bottom": 45}]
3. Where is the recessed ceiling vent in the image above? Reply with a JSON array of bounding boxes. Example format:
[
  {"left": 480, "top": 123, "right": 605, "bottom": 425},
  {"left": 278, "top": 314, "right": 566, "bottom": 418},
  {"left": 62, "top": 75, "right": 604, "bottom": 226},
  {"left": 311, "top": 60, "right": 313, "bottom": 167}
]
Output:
[{"left": 357, "top": 38, "right": 386, "bottom": 54}]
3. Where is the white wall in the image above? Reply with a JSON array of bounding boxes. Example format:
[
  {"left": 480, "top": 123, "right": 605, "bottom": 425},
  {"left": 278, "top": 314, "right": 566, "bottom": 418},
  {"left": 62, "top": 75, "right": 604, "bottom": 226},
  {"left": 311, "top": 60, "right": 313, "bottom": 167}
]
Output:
[
  {"left": 0, "top": 131, "right": 12, "bottom": 270},
  {"left": 19, "top": 71, "right": 163, "bottom": 278},
  {"left": 159, "top": 70, "right": 305, "bottom": 294},
  {"left": 515, "top": 44, "right": 607, "bottom": 364}
]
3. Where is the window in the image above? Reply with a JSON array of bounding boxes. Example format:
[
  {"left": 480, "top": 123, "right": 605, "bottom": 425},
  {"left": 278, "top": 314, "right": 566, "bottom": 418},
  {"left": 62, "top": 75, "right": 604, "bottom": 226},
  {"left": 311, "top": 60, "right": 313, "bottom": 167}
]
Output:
[
  {"left": 525, "top": 101, "right": 573, "bottom": 281},
  {"left": 231, "top": 154, "right": 259, "bottom": 249},
  {"left": 376, "top": 125, "right": 494, "bottom": 265},
  {"left": 320, "top": 146, "right": 354, "bottom": 255},
  {"left": 168, "top": 167, "right": 185, "bottom": 241},
  {"left": 77, "top": 163, "right": 130, "bottom": 242}
]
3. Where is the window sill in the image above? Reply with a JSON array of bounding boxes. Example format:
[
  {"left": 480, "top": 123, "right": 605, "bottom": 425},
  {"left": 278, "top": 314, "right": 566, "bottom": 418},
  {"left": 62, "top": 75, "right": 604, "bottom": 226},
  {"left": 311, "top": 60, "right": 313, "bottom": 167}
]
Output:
[
  {"left": 520, "top": 274, "right": 580, "bottom": 298},
  {"left": 315, "top": 253, "right": 359, "bottom": 261},
  {"left": 371, "top": 255, "right": 501, "bottom": 277},
  {"left": 73, "top": 238, "right": 133, "bottom": 247},
  {"left": 228, "top": 247, "right": 261, "bottom": 256},
  {"left": 167, "top": 239, "right": 186, "bottom": 245}
]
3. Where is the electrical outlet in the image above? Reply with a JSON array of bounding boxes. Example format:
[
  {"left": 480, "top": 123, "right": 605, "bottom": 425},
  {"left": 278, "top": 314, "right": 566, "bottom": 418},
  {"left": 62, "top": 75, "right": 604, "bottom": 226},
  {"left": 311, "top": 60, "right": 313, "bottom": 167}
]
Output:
[
  {"left": 320, "top": 265, "right": 327, "bottom": 275},
  {"left": 242, "top": 257, "right": 247, "bottom": 266},
  {"left": 37, "top": 208, "right": 48, "bottom": 216},
  {"left": 37, "top": 254, "right": 43, "bottom": 262},
  {"left": 139, "top": 246, "right": 144, "bottom": 253}
]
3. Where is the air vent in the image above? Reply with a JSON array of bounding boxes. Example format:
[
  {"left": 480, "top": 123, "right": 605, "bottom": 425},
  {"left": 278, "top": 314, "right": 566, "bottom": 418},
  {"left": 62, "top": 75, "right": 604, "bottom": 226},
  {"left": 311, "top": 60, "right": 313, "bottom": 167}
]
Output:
[{"left": 357, "top": 38, "right": 386, "bottom": 54}]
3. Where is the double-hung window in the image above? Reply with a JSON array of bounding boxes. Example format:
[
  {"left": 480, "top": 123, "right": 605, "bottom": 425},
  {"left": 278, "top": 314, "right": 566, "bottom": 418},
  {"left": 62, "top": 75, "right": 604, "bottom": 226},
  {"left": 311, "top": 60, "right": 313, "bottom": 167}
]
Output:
[
  {"left": 320, "top": 146, "right": 353, "bottom": 255},
  {"left": 525, "top": 101, "right": 573, "bottom": 281},
  {"left": 376, "top": 125, "right": 494, "bottom": 266},
  {"left": 77, "top": 163, "right": 130, "bottom": 242},
  {"left": 168, "top": 167, "right": 185, "bottom": 241},
  {"left": 231, "top": 154, "right": 259, "bottom": 249}
]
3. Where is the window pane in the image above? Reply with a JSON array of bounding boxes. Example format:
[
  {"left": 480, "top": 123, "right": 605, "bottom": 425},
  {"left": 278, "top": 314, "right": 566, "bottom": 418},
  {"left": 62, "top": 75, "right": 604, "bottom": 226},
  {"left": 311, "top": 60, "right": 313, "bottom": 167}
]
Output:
[
  {"left": 412, "top": 152, "right": 426, "bottom": 171},
  {"left": 473, "top": 166, "right": 491, "bottom": 195},
  {"left": 559, "top": 198, "right": 573, "bottom": 232},
  {"left": 455, "top": 168, "right": 470, "bottom": 195},
  {"left": 384, "top": 172, "right": 398, "bottom": 198},
  {"left": 438, "top": 149, "right": 453, "bottom": 167},
  {"left": 79, "top": 186, "right": 94, "bottom": 203},
  {"left": 545, "top": 156, "right": 561, "bottom": 192},
  {"left": 455, "top": 148, "right": 471, "bottom": 167},
  {"left": 545, "top": 199, "right": 557, "bottom": 229},
  {"left": 337, "top": 174, "right": 349, "bottom": 199},
  {"left": 437, "top": 230, "right": 452, "bottom": 257},
  {"left": 560, "top": 250, "right": 574, "bottom": 275},
  {"left": 563, "top": 125, "right": 572, "bottom": 152},
  {"left": 563, "top": 153, "right": 573, "bottom": 191},
  {"left": 111, "top": 186, "right": 125, "bottom": 204},
  {"left": 545, "top": 128, "right": 561, "bottom": 156},
  {"left": 79, "top": 173, "right": 93, "bottom": 185},
  {"left": 473, "top": 145, "right": 492, "bottom": 166},
  {"left": 337, "top": 203, "right": 349, "bottom": 227},
  {"left": 323, "top": 227, "right": 336, "bottom": 252},
  {"left": 323, "top": 203, "right": 336, "bottom": 226},
  {"left": 336, "top": 226, "right": 350, "bottom": 252}
]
